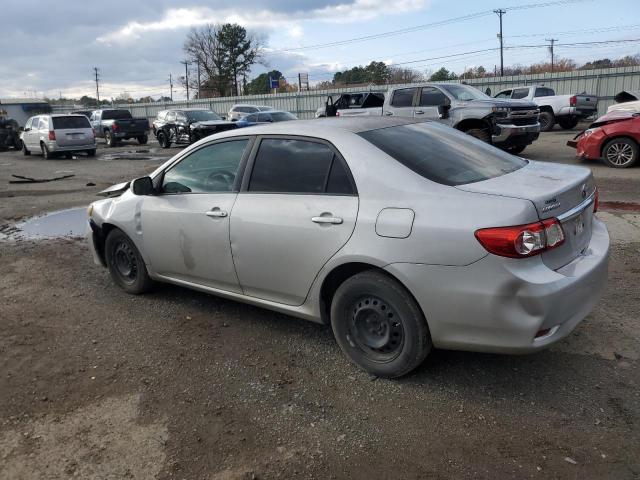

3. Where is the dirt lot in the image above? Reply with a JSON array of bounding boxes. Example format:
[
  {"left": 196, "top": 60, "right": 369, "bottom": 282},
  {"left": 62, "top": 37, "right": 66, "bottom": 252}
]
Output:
[{"left": 1, "top": 131, "right": 639, "bottom": 479}]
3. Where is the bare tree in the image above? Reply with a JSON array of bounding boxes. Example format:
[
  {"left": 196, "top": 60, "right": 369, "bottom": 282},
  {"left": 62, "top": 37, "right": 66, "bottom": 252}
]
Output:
[{"left": 388, "top": 66, "right": 424, "bottom": 84}]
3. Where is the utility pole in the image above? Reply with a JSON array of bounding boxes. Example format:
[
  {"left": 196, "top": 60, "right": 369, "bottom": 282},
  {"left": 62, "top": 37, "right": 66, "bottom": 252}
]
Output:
[
  {"left": 494, "top": 9, "right": 506, "bottom": 76},
  {"left": 180, "top": 60, "right": 190, "bottom": 100},
  {"left": 93, "top": 67, "right": 100, "bottom": 105},
  {"left": 168, "top": 74, "right": 173, "bottom": 101},
  {"left": 196, "top": 60, "right": 201, "bottom": 99},
  {"left": 546, "top": 38, "right": 558, "bottom": 72}
]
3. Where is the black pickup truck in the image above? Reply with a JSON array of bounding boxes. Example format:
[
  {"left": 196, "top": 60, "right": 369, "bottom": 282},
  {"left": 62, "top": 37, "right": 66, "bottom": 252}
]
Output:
[
  {"left": 152, "top": 108, "right": 237, "bottom": 148},
  {"left": 90, "top": 109, "right": 150, "bottom": 147}
]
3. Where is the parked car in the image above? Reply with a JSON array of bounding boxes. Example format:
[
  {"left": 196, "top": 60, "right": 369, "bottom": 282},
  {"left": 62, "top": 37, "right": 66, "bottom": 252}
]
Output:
[
  {"left": 567, "top": 111, "right": 640, "bottom": 168},
  {"left": 227, "top": 104, "right": 274, "bottom": 121},
  {"left": 0, "top": 113, "right": 22, "bottom": 151},
  {"left": 71, "top": 110, "right": 93, "bottom": 119},
  {"left": 152, "top": 109, "right": 237, "bottom": 148},
  {"left": 20, "top": 114, "right": 96, "bottom": 158},
  {"left": 607, "top": 90, "right": 640, "bottom": 114},
  {"left": 90, "top": 109, "right": 149, "bottom": 147},
  {"left": 87, "top": 117, "right": 608, "bottom": 378},
  {"left": 235, "top": 110, "right": 298, "bottom": 127},
  {"left": 315, "top": 92, "right": 385, "bottom": 118},
  {"left": 344, "top": 83, "right": 540, "bottom": 154},
  {"left": 494, "top": 85, "right": 597, "bottom": 131}
]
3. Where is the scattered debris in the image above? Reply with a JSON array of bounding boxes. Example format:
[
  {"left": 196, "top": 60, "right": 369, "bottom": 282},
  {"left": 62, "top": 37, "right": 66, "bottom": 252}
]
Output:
[
  {"left": 564, "top": 457, "right": 578, "bottom": 465},
  {"left": 86, "top": 182, "right": 96, "bottom": 186},
  {"left": 9, "top": 174, "right": 75, "bottom": 184}
]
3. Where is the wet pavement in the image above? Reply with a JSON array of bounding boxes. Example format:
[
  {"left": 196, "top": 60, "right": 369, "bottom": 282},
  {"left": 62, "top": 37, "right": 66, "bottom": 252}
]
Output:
[{"left": 1, "top": 207, "right": 87, "bottom": 240}]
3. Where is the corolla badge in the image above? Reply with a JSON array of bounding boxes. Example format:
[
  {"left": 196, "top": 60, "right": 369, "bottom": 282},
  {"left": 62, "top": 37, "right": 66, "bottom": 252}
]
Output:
[{"left": 542, "top": 197, "right": 561, "bottom": 213}]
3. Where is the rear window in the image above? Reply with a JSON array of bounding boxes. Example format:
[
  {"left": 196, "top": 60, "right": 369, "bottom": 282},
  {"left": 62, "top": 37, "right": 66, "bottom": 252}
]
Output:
[
  {"left": 358, "top": 123, "right": 526, "bottom": 186},
  {"left": 102, "top": 110, "right": 132, "bottom": 120},
  {"left": 52, "top": 116, "right": 90, "bottom": 129}
]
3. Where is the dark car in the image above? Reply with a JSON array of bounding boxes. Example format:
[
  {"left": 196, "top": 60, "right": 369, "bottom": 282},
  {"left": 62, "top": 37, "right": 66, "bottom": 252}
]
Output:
[
  {"left": 90, "top": 109, "right": 150, "bottom": 147},
  {"left": 235, "top": 110, "right": 298, "bottom": 128},
  {"left": 152, "top": 109, "right": 237, "bottom": 148},
  {"left": 71, "top": 110, "right": 93, "bottom": 119}
]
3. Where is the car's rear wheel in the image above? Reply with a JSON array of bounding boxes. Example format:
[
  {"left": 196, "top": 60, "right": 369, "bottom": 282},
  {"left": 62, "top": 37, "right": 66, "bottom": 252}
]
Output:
[
  {"left": 157, "top": 131, "right": 171, "bottom": 148},
  {"left": 40, "top": 142, "right": 52, "bottom": 159},
  {"left": 558, "top": 117, "right": 579, "bottom": 130},
  {"left": 538, "top": 111, "right": 555, "bottom": 132},
  {"left": 464, "top": 127, "right": 491, "bottom": 143},
  {"left": 331, "top": 270, "right": 431, "bottom": 378},
  {"left": 105, "top": 130, "right": 116, "bottom": 147},
  {"left": 105, "top": 229, "right": 153, "bottom": 294},
  {"left": 22, "top": 142, "right": 31, "bottom": 156},
  {"left": 86, "top": 149, "right": 96, "bottom": 157},
  {"left": 137, "top": 134, "right": 148, "bottom": 145},
  {"left": 602, "top": 138, "right": 638, "bottom": 168}
]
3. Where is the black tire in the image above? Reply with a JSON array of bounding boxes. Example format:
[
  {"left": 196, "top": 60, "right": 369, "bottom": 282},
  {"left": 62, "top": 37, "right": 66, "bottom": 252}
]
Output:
[
  {"left": 330, "top": 270, "right": 432, "bottom": 378},
  {"left": 602, "top": 137, "right": 638, "bottom": 168},
  {"left": 86, "top": 149, "right": 96, "bottom": 157},
  {"left": 105, "top": 229, "right": 153, "bottom": 294},
  {"left": 157, "top": 131, "right": 171, "bottom": 149},
  {"left": 13, "top": 138, "right": 23, "bottom": 150},
  {"left": 104, "top": 130, "right": 117, "bottom": 147},
  {"left": 538, "top": 111, "right": 555, "bottom": 132},
  {"left": 464, "top": 127, "right": 491, "bottom": 143},
  {"left": 22, "top": 142, "right": 31, "bottom": 156},
  {"left": 558, "top": 117, "right": 579, "bottom": 130},
  {"left": 40, "top": 142, "right": 52, "bottom": 159},
  {"left": 504, "top": 145, "right": 527, "bottom": 155},
  {"left": 137, "top": 134, "right": 148, "bottom": 145}
]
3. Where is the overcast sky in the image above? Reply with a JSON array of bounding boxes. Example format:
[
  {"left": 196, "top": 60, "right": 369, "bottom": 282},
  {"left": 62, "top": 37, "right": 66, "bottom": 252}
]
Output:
[{"left": 1, "top": 0, "right": 639, "bottom": 100}]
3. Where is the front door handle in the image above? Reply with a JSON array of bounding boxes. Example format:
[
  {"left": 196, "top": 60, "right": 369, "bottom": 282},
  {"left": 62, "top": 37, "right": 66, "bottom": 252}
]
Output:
[
  {"left": 384, "top": 111, "right": 393, "bottom": 116},
  {"left": 312, "top": 216, "right": 343, "bottom": 225},
  {"left": 206, "top": 208, "right": 227, "bottom": 218}
]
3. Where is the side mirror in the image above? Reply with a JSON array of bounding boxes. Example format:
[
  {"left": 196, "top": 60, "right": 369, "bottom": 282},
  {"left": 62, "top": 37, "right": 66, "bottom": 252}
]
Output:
[
  {"left": 131, "top": 176, "right": 154, "bottom": 196},
  {"left": 24, "top": 127, "right": 31, "bottom": 132},
  {"left": 437, "top": 104, "right": 451, "bottom": 119}
]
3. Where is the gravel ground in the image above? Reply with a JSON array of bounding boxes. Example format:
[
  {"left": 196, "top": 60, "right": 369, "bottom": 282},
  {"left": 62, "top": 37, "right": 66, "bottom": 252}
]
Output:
[{"left": 1, "top": 132, "right": 639, "bottom": 479}]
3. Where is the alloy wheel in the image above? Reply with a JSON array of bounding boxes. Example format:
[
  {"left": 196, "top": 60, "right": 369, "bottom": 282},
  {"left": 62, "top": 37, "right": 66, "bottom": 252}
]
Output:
[{"left": 606, "top": 142, "right": 634, "bottom": 166}]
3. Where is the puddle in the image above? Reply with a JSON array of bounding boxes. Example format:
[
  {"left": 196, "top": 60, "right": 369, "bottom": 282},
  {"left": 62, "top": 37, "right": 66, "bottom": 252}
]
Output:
[
  {"left": 99, "top": 148, "right": 169, "bottom": 162},
  {"left": 3, "top": 207, "right": 88, "bottom": 240}
]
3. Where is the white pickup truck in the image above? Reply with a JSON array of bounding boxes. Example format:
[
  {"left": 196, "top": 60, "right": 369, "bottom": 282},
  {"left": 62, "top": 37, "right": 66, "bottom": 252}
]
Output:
[{"left": 493, "top": 85, "right": 597, "bottom": 132}]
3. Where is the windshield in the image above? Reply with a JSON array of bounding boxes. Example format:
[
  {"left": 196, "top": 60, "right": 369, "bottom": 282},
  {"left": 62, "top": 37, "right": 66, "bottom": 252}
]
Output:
[
  {"left": 359, "top": 122, "right": 526, "bottom": 186},
  {"left": 440, "top": 84, "right": 488, "bottom": 101},
  {"left": 185, "top": 110, "right": 221, "bottom": 122},
  {"left": 271, "top": 112, "right": 297, "bottom": 122}
]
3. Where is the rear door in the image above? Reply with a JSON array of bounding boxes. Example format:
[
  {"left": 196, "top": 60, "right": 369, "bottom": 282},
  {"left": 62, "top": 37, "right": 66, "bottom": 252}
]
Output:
[
  {"left": 384, "top": 87, "right": 418, "bottom": 117},
  {"left": 230, "top": 136, "right": 359, "bottom": 305},
  {"left": 52, "top": 116, "right": 93, "bottom": 147}
]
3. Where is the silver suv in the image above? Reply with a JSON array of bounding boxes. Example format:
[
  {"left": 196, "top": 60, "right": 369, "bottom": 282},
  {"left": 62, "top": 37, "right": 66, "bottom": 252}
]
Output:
[
  {"left": 227, "top": 104, "right": 274, "bottom": 121},
  {"left": 21, "top": 114, "right": 96, "bottom": 158}
]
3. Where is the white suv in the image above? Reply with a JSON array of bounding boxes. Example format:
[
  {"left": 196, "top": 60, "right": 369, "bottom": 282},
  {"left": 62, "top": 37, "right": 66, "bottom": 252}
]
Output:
[
  {"left": 21, "top": 114, "right": 96, "bottom": 159},
  {"left": 227, "top": 104, "right": 274, "bottom": 121}
]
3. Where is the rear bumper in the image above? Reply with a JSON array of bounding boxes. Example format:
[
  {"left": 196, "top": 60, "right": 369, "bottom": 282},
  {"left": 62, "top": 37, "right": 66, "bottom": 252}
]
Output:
[
  {"left": 113, "top": 131, "right": 147, "bottom": 138},
  {"left": 492, "top": 123, "right": 540, "bottom": 146},
  {"left": 47, "top": 142, "right": 96, "bottom": 152},
  {"left": 385, "top": 218, "right": 609, "bottom": 354}
]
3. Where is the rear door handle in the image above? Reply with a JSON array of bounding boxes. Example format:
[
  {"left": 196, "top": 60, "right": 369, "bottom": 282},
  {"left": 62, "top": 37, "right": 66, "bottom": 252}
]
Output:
[
  {"left": 384, "top": 112, "right": 393, "bottom": 116},
  {"left": 206, "top": 208, "right": 227, "bottom": 218},
  {"left": 414, "top": 110, "right": 424, "bottom": 115},
  {"left": 312, "top": 216, "right": 343, "bottom": 224}
]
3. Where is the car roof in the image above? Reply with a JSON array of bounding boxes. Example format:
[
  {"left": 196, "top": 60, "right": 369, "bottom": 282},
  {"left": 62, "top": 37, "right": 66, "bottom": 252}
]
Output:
[
  {"left": 226, "top": 117, "right": 428, "bottom": 134},
  {"left": 46, "top": 114, "right": 89, "bottom": 118}
]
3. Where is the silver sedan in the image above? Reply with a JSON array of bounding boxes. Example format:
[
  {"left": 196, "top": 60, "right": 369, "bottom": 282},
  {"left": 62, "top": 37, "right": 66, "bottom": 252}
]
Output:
[{"left": 87, "top": 118, "right": 609, "bottom": 378}]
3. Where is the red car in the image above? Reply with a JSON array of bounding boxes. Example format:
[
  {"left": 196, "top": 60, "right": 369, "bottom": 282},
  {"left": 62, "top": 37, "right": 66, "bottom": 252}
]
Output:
[{"left": 568, "top": 111, "right": 640, "bottom": 168}]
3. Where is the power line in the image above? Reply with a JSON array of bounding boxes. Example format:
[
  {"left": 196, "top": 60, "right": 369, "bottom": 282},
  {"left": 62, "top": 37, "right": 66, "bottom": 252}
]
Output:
[{"left": 273, "top": 0, "right": 593, "bottom": 52}]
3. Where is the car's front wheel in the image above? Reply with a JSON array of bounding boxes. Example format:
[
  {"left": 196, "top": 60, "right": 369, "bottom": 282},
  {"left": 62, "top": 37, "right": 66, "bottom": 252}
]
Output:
[
  {"left": 331, "top": 270, "right": 432, "bottom": 378},
  {"left": 105, "top": 229, "right": 153, "bottom": 294},
  {"left": 602, "top": 137, "right": 638, "bottom": 168},
  {"left": 157, "top": 131, "right": 171, "bottom": 148},
  {"left": 538, "top": 111, "right": 555, "bottom": 132}
]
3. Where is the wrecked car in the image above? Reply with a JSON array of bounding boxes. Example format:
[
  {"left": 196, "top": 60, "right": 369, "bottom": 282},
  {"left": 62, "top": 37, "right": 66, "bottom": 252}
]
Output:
[
  {"left": 87, "top": 117, "right": 609, "bottom": 378},
  {"left": 152, "top": 109, "right": 237, "bottom": 148},
  {"left": 567, "top": 110, "right": 640, "bottom": 168}
]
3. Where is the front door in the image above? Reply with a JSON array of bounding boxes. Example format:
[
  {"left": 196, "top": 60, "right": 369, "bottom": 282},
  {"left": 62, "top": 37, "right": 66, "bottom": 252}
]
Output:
[
  {"left": 141, "top": 138, "right": 252, "bottom": 292},
  {"left": 230, "top": 137, "right": 359, "bottom": 306},
  {"left": 383, "top": 87, "right": 417, "bottom": 117},
  {"left": 414, "top": 86, "right": 450, "bottom": 122}
]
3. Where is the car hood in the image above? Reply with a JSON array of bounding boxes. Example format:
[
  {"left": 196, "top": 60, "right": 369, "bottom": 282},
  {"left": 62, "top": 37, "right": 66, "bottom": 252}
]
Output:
[
  {"left": 589, "top": 111, "right": 638, "bottom": 128},
  {"left": 96, "top": 181, "right": 130, "bottom": 198},
  {"left": 190, "top": 120, "right": 235, "bottom": 128}
]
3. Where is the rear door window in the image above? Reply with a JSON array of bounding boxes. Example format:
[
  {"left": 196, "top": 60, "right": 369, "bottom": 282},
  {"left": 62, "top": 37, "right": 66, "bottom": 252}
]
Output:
[
  {"left": 248, "top": 138, "right": 355, "bottom": 195},
  {"left": 534, "top": 87, "right": 555, "bottom": 97},
  {"left": 359, "top": 123, "right": 526, "bottom": 186},
  {"left": 52, "top": 116, "right": 91, "bottom": 129},
  {"left": 390, "top": 88, "right": 417, "bottom": 107}
]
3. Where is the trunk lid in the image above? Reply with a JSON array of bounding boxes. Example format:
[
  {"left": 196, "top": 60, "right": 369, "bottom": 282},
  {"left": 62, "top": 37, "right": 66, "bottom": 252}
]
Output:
[{"left": 457, "top": 160, "right": 596, "bottom": 270}]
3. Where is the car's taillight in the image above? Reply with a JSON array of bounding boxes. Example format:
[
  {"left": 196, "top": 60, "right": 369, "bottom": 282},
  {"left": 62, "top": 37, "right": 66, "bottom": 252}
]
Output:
[
  {"left": 569, "top": 95, "right": 577, "bottom": 106},
  {"left": 92, "top": 128, "right": 96, "bottom": 138},
  {"left": 475, "top": 219, "right": 565, "bottom": 258},
  {"left": 48, "top": 131, "right": 56, "bottom": 140},
  {"left": 593, "top": 187, "right": 599, "bottom": 213},
  {"left": 112, "top": 123, "right": 119, "bottom": 131},
  {"left": 336, "top": 111, "right": 340, "bottom": 116}
]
